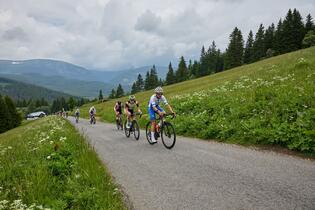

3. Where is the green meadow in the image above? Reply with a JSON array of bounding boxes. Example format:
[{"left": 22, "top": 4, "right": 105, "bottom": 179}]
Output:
[
  {"left": 0, "top": 116, "right": 125, "bottom": 209},
  {"left": 80, "top": 47, "right": 315, "bottom": 154}
]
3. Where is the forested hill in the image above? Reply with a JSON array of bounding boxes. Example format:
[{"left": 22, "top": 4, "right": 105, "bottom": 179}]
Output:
[{"left": 0, "top": 77, "right": 77, "bottom": 102}]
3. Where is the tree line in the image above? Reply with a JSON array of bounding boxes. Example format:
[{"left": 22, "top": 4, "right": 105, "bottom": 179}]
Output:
[
  {"left": 102, "top": 8, "right": 315, "bottom": 99},
  {"left": 0, "top": 95, "right": 22, "bottom": 133}
]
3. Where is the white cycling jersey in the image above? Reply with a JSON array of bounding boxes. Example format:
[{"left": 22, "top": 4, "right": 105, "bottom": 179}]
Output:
[{"left": 148, "top": 94, "right": 168, "bottom": 108}]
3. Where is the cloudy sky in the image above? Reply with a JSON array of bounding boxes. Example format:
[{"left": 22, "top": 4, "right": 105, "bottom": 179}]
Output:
[{"left": 0, "top": 0, "right": 314, "bottom": 70}]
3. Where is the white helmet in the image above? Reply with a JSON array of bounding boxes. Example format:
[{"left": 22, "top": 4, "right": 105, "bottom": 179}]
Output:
[{"left": 154, "top": 86, "right": 163, "bottom": 94}]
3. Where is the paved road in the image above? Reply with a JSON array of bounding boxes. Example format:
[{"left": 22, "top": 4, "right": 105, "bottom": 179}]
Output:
[{"left": 69, "top": 117, "right": 315, "bottom": 210}]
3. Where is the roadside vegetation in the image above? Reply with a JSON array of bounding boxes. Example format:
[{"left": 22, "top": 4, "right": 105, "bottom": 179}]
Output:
[
  {"left": 0, "top": 116, "right": 125, "bottom": 209},
  {"left": 80, "top": 47, "right": 315, "bottom": 154}
]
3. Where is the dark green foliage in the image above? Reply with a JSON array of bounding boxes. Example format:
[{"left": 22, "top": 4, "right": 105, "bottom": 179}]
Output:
[
  {"left": 224, "top": 27, "right": 244, "bottom": 69},
  {"left": 0, "top": 77, "right": 75, "bottom": 103},
  {"left": 116, "top": 84, "right": 124, "bottom": 98},
  {"left": 0, "top": 95, "right": 21, "bottom": 133},
  {"left": 252, "top": 24, "right": 266, "bottom": 61},
  {"left": 166, "top": 62, "right": 176, "bottom": 85},
  {"left": 144, "top": 66, "right": 159, "bottom": 90},
  {"left": 175, "top": 56, "right": 189, "bottom": 82},
  {"left": 109, "top": 89, "right": 116, "bottom": 99},
  {"left": 68, "top": 97, "right": 76, "bottom": 111},
  {"left": 4, "top": 96, "right": 21, "bottom": 128},
  {"left": 274, "top": 19, "right": 285, "bottom": 54},
  {"left": 305, "top": 14, "right": 315, "bottom": 33},
  {"left": 135, "top": 74, "right": 144, "bottom": 91},
  {"left": 98, "top": 90, "right": 103, "bottom": 100},
  {"left": 244, "top": 30, "right": 254, "bottom": 64},
  {"left": 265, "top": 23, "right": 275, "bottom": 52},
  {"left": 303, "top": 30, "right": 315, "bottom": 47}
]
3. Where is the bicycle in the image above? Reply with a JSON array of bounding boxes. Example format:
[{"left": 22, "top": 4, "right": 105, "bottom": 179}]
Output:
[
  {"left": 145, "top": 113, "right": 176, "bottom": 149},
  {"left": 90, "top": 113, "right": 96, "bottom": 124},
  {"left": 116, "top": 113, "right": 123, "bottom": 130},
  {"left": 124, "top": 113, "right": 142, "bottom": 140},
  {"left": 75, "top": 114, "right": 79, "bottom": 123}
]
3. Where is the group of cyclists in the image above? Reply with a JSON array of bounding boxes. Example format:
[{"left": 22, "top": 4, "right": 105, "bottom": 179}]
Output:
[
  {"left": 73, "top": 86, "right": 175, "bottom": 144},
  {"left": 114, "top": 86, "right": 176, "bottom": 143}
]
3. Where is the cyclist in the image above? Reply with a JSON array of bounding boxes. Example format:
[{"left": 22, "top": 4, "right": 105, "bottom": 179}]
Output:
[
  {"left": 124, "top": 95, "right": 142, "bottom": 128},
  {"left": 89, "top": 106, "right": 96, "bottom": 122},
  {"left": 148, "top": 86, "right": 175, "bottom": 143},
  {"left": 114, "top": 101, "right": 122, "bottom": 124},
  {"left": 75, "top": 108, "right": 80, "bottom": 121}
]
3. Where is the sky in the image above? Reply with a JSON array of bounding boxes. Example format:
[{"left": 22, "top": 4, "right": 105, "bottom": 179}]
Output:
[{"left": 0, "top": 0, "right": 315, "bottom": 71}]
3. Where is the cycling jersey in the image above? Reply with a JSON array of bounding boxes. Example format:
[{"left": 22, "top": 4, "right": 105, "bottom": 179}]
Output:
[
  {"left": 148, "top": 94, "right": 168, "bottom": 108},
  {"left": 115, "top": 103, "right": 122, "bottom": 114},
  {"left": 125, "top": 100, "right": 139, "bottom": 110}
]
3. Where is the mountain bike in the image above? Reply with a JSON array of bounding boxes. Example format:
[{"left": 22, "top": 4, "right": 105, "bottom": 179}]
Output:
[
  {"left": 145, "top": 113, "right": 176, "bottom": 149},
  {"left": 90, "top": 113, "right": 96, "bottom": 124},
  {"left": 75, "top": 113, "right": 79, "bottom": 123},
  {"left": 116, "top": 113, "right": 123, "bottom": 130},
  {"left": 124, "top": 113, "right": 142, "bottom": 140}
]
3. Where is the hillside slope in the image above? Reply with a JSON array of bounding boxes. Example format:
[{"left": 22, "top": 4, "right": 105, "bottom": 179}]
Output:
[
  {"left": 0, "top": 77, "right": 77, "bottom": 102},
  {"left": 80, "top": 47, "right": 315, "bottom": 153}
]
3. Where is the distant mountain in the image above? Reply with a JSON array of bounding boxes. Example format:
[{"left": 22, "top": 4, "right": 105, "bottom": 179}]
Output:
[
  {"left": 0, "top": 59, "right": 168, "bottom": 97},
  {"left": 0, "top": 77, "right": 77, "bottom": 102}
]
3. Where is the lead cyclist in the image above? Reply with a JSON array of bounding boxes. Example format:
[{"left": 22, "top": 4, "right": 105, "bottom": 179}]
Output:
[{"left": 148, "top": 86, "right": 176, "bottom": 143}]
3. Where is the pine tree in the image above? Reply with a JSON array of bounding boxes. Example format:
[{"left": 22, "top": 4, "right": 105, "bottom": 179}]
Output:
[
  {"left": 131, "top": 82, "right": 137, "bottom": 94},
  {"left": 68, "top": 97, "right": 75, "bottom": 110},
  {"left": 175, "top": 56, "right": 189, "bottom": 82},
  {"left": 165, "top": 62, "right": 175, "bottom": 85},
  {"left": 215, "top": 50, "right": 224, "bottom": 72},
  {"left": 116, "top": 84, "right": 124, "bottom": 98},
  {"left": 109, "top": 89, "right": 116, "bottom": 99},
  {"left": 292, "top": 9, "right": 305, "bottom": 50},
  {"left": 199, "top": 46, "right": 208, "bottom": 76},
  {"left": 191, "top": 60, "right": 200, "bottom": 77},
  {"left": 0, "top": 95, "right": 10, "bottom": 133},
  {"left": 274, "top": 19, "right": 284, "bottom": 54},
  {"left": 135, "top": 74, "right": 144, "bottom": 91},
  {"left": 149, "top": 65, "right": 159, "bottom": 89},
  {"left": 252, "top": 24, "right": 266, "bottom": 61},
  {"left": 4, "top": 95, "right": 21, "bottom": 128},
  {"left": 98, "top": 90, "right": 103, "bottom": 100},
  {"left": 144, "top": 71, "right": 150, "bottom": 90},
  {"left": 244, "top": 30, "right": 254, "bottom": 64},
  {"left": 224, "top": 27, "right": 244, "bottom": 69},
  {"left": 265, "top": 23, "right": 275, "bottom": 53},
  {"left": 305, "top": 14, "right": 315, "bottom": 33}
]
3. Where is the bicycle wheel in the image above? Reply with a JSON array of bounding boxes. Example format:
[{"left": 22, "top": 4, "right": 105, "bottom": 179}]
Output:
[
  {"left": 119, "top": 118, "right": 123, "bottom": 130},
  {"left": 161, "top": 122, "right": 176, "bottom": 149},
  {"left": 145, "top": 122, "right": 155, "bottom": 144},
  {"left": 124, "top": 120, "right": 130, "bottom": 137},
  {"left": 116, "top": 119, "right": 120, "bottom": 130},
  {"left": 132, "top": 120, "right": 140, "bottom": 140}
]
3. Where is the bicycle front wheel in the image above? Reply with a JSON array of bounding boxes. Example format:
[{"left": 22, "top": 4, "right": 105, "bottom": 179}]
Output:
[
  {"left": 124, "top": 120, "right": 130, "bottom": 137},
  {"left": 132, "top": 120, "right": 140, "bottom": 140},
  {"left": 161, "top": 122, "right": 176, "bottom": 149}
]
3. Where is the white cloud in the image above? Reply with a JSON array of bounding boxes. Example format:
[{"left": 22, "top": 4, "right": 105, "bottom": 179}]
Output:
[{"left": 0, "top": 0, "right": 314, "bottom": 70}]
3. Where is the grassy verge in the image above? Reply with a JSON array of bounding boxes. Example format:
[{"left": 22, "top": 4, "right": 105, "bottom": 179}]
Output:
[
  {"left": 0, "top": 116, "right": 125, "bottom": 209},
  {"left": 79, "top": 47, "right": 315, "bottom": 154}
]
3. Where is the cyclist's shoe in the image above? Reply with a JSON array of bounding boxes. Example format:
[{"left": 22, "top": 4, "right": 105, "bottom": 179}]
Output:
[{"left": 154, "top": 132, "right": 159, "bottom": 140}]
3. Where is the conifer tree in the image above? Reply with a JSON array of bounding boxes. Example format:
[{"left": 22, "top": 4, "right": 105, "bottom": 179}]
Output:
[
  {"left": 109, "top": 89, "right": 116, "bottom": 99},
  {"left": 305, "top": 14, "right": 315, "bottom": 33},
  {"left": 175, "top": 56, "right": 189, "bottom": 82},
  {"left": 98, "top": 90, "right": 103, "bottom": 100},
  {"left": 116, "top": 84, "right": 124, "bottom": 98},
  {"left": 265, "top": 23, "right": 275, "bottom": 52},
  {"left": 224, "top": 27, "right": 244, "bottom": 69},
  {"left": 166, "top": 62, "right": 175, "bottom": 85},
  {"left": 0, "top": 95, "right": 10, "bottom": 133},
  {"left": 144, "top": 71, "right": 150, "bottom": 90},
  {"left": 244, "top": 30, "right": 254, "bottom": 64},
  {"left": 135, "top": 74, "right": 144, "bottom": 91},
  {"left": 252, "top": 24, "right": 266, "bottom": 61},
  {"left": 131, "top": 82, "right": 137, "bottom": 94},
  {"left": 4, "top": 95, "right": 21, "bottom": 128}
]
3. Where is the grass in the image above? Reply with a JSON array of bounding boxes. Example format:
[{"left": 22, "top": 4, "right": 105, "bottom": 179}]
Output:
[
  {"left": 0, "top": 116, "right": 125, "bottom": 210},
  {"left": 79, "top": 47, "right": 315, "bottom": 154}
]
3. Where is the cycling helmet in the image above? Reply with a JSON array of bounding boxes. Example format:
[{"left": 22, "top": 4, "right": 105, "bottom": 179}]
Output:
[
  {"left": 129, "top": 95, "right": 136, "bottom": 100},
  {"left": 154, "top": 86, "right": 163, "bottom": 94}
]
